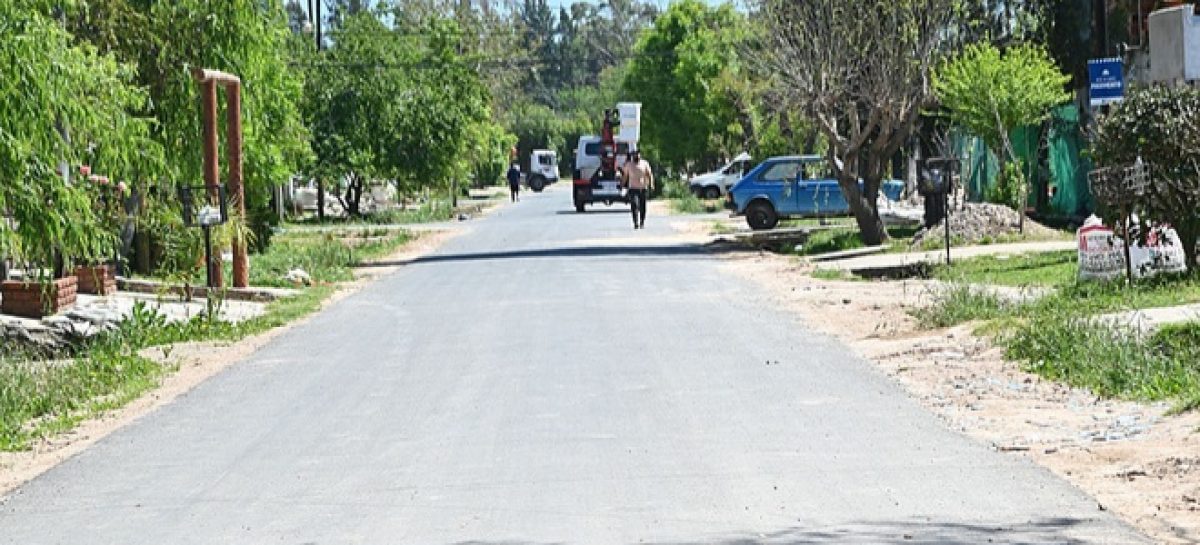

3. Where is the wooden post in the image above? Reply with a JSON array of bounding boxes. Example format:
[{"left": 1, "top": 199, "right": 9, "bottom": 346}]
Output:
[
  {"left": 193, "top": 68, "right": 245, "bottom": 288},
  {"left": 226, "top": 84, "right": 248, "bottom": 288},
  {"left": 199, "top": 78, "right": 223, "bottom": 288}
]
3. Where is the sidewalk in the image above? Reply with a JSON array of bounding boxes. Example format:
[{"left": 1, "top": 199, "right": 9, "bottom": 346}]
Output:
[
  {"left": 1098, "top": 303, "right": 1200, "bottom": 333},
  {"left": 812, "top": 240, "right": 1077, "bottom": 274}
]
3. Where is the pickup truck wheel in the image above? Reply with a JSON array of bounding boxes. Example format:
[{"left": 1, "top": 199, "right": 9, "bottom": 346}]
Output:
[
  {"left": 746, "top": 201, "right": 778, "bottom": 231},
  {"left": 529, "top": 175, "right": 546, "bottom": 192},
  {"left": 703, "top": 186, "right": 721, "bottom": 200}
]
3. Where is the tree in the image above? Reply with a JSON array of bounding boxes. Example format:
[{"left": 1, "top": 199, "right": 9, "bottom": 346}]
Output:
[
  {"left": 755, "top": 0, "right": 960, "bottom": 245},
  {"left": 1092, "top": 85, "right": 1200, "bottom": 271},
  {"left": 306, "top": 12, "right": 489, "bottom": 212},
  {"left": 0, "top": 1, "right": 156, "bottom": 277},
  {"left": 124, "top": 0, "right": 310, "bottom": 249},
  {"left": 624, "top": 0, "right": 748, "bottom": 172},
  {"left": 934, "top": 42, "right": 1071, "bottom": 212},
  {"left": 306, "top": 12, "right": 410, "bottom": 216}
]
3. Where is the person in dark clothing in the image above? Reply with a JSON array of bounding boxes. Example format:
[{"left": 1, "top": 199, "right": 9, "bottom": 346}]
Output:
[{"left": 506, "top": 163, "right": 521, "bottom": 202}]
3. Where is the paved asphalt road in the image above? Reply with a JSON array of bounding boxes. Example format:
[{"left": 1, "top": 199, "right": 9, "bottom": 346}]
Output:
[{"left": 0, "top": 186, "right": 1147, "bottom": 544}]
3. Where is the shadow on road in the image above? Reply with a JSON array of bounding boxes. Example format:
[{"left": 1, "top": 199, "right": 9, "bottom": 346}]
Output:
[
  {"left": 444, "top": 516, "right": 1114, "bottom": 545},
  {"left": 553, "top": 209, "right": 631, "bottom": 215},
  {"left": 357, "top": 243, "right": 743, "bottom": 268}
]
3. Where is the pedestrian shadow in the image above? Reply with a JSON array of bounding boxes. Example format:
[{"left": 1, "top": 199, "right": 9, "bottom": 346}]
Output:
[
  {"left": 553, "top": 209, "right": 631, "bottom": 215},
  {"left": 356, "top": 242, "right": 744, "bottom": 268}
]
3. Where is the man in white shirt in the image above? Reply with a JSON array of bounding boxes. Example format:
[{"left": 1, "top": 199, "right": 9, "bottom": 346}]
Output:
[{"left": 621, "top": 150, "right": 654, "bottom": 229}]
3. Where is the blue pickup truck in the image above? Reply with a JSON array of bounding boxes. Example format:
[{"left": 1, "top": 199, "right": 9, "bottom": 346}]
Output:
[{"left": 726, "top": 155, "right": 906, "bottom": 230}]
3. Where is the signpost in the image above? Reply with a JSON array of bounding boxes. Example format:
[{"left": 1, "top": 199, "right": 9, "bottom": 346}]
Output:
[
  {"left": 178, "top": 185, "right": 228, "bottom": 289},
  {"left": 920, "top": 157, "right": 960, "bottom": 265},
  {"left": 1088, "top": 57, "right": 1125, "bottom": 107}
]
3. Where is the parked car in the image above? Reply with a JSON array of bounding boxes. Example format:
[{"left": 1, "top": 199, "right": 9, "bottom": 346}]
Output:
[
  {"left": 688, "top": 152, "right": 751, "bottom": 199},
  {"left": 727, "top": 155, "right": 905, "bottom": 230}
]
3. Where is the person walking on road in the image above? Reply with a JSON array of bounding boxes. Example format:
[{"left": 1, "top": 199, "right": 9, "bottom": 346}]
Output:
[
  {"left": 506, "top": 163, "right": 521, "bottom": 202},
  {"left": 622, "top": 150, "right": 654, "bottom": 229}
]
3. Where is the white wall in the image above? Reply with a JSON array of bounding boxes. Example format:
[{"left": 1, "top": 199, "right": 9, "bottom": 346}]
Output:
[{"left": 1148, "top": 4, "right": 1200, "bottom": 83}]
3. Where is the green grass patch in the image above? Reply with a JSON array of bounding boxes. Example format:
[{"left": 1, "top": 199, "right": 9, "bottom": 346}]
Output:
[
  {"left": 793, "top": 226, "right": 919, "bottom": 257},
  {"left": 916, "top": 272, "right": 1200, "bottom": 411},
  {"left": 289, "top": 198, "right": 468, "bottom": 227},
  {"left": 810, "top": 268, "right": 857, "bottom": 281},
  {"left": 209, "top": 229, "right": 414, "bottom": 288},
  {"left": 1004, "top": 315, "right": 1200, "bottom": 406},
  {"left": 912, "top": 284, "right": 1013, "bottom": 329},
  {"left": 933, "top": 250, "right": 1077, "bottom": 287},
  {"left": 663, "top": 179, "right": 722, "bottom": 215}
]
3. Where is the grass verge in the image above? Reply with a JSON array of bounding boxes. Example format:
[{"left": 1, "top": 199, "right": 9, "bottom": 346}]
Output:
[
  {"left": 933, "top": 250, "right": 1077, "bottom": 287},
  {"left": 0, "top": 228, "right": 413, "bottom": 450},
  {"left": 914, "top": 271, "right": 1200, "bottom": 412},
  {"left": 664, "top": 180, "right": 722, "bottom": 215}
]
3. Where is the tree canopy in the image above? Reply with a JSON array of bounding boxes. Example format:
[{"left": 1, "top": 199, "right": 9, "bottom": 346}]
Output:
[
  {"left": 0, "top": 1, "right": 156, "bottom": 273},
  {"left": 935, "top": 42, "right": 1071, "bottom": 163},
  {"left": 623, "top": 0, "right": 747, "bottom": 172},
  {"left": 755, "top": 0, "right": 959, "bottom": 245}
]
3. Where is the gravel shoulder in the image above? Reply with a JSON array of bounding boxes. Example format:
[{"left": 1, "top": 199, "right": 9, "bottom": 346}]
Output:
[{"left": 714, "top": 246, "right": 1200, "bottom": 544}]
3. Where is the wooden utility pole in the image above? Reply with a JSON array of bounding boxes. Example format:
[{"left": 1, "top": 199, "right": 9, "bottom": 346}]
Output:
[{"left": 199, "top": 78, "right": 223, "bottom": 288}]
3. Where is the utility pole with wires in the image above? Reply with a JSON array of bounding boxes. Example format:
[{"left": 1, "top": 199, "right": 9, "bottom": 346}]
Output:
[{"left": 306, "top": 0, "right": 326, "bottom": 222}]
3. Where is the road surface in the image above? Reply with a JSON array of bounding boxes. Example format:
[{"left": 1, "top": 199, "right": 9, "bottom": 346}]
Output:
[{"left": 0, "top": 186, "right": 1146, "bottom": 544}]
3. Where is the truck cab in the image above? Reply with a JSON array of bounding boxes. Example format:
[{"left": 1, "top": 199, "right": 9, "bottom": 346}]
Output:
[
  {"left": 572, "top": 135, "right": 634, "bottom": 212},
  {"left": 528, "top": 149, "right": 559, "bottom": 192},
  {"left": 728, "top": 155, "right": 906, "bottom": 230}
]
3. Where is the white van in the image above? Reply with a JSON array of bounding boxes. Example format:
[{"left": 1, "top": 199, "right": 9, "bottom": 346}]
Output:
[{"left": 688, "top": 152, "right": 751, "bottom": 199}]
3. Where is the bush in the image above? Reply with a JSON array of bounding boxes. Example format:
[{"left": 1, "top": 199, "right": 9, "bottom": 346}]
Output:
[{"left": 1092, "top": 85, "right": 1200, "bottom": 270}]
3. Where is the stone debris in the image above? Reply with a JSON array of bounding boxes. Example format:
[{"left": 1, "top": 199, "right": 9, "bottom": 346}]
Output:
[
  {"left": 910, "top": 202, "right": 1055, "bottom": 247},
  {"left": 1, "top": 293, "right": 266, "bottom": 354},
  {"left": 284, "top": 268, "right": 312, "bottom": 287}
]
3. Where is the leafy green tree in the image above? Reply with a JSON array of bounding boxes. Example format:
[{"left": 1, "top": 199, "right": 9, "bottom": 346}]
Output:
[
  {"left": 503, "top": 101, "right": 566, "bottom": 172},
  {"left": 624, "top": 0, "right": 746, "bottom": 172},
  {"left": 934, "top": 42, "right": 1071, "bottom": 211},
  {"left": 306, "top": 12, "right": 411, "bottom": 216},
  {"left": 72, "top": 0, "right": 311, "bottom": 252},
  {"left": 1093, "top": 85, "right": 1200, "bottom": 270},
  {"left": 0, "top": 1, "right": 156, "bottom": 278},
  {"left": 306, "top": 12, "right": 489, "bottom": 210}
]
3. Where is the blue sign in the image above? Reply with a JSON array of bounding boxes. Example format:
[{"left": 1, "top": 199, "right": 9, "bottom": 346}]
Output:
[{"left": 1088, "top": 57, "right": 1125, "bottom": 107}]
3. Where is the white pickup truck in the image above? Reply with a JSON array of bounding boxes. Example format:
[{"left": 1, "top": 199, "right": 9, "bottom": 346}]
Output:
[
  {"left": 571, "top": 135, "right": 634, "bottom": 212},
  {"left": 688, "top": 152, "right": 751, "bottom": 199}
]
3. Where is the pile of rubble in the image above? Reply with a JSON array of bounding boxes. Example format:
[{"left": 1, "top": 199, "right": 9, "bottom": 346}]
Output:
[
  {"left": 0, "top": 304, "right": 125, "bottom": 355},
  {"left": 910, "top": 202, "right": 1054, "bottom": 247}
]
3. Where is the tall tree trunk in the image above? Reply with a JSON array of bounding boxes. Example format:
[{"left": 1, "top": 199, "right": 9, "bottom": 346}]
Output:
[
  {"left": 1180, "top": 223, "right": 1199, "bottom": 274},
  {"left": 839, "top": 172, "right": 889, "bottom": 246},
  {"left": 317, "top": 178, "right": 325, "bottom": 221}
]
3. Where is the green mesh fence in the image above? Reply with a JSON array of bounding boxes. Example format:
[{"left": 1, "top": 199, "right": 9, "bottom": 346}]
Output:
[
  {"left": 950, "top": 104, "right": 1092, "bottom": 217},
  {"left": 1046, "top": 104, "right": 1094, "bottom": 217}
]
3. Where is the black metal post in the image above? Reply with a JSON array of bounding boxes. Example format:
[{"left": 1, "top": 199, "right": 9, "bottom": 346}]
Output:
[
  {"left": 944, "top": 191, "right": 952, "bottom": 265},
  {"left": 204, "top": 225, "right": 215, "bottom": 289},
  {"left": 1122, "top": 205, "right": 1134, "bottom": 284}
]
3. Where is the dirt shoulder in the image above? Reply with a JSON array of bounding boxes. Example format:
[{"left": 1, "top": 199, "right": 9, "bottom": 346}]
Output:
[
  {"left": 716, "top": 247, "right": 1200, "bottom": 544},
  {"left": 0, "top": 227, "right": 464, "bottom": 497}
]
